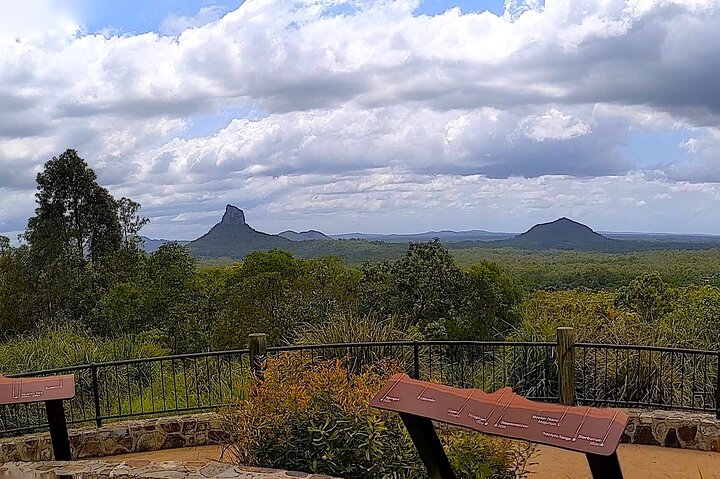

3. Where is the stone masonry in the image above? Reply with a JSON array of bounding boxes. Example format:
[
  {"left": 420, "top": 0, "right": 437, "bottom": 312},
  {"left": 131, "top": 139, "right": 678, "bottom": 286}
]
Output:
[
  {"left": 621, "top": 409, "right": 720, "bottom": 452},
  {"left": 0, "top": 413, "right": 228, "bottom": 463},
  {"left": 0, "top": 460, "right": 341, "bottom": 478},
  {"left": 1, "top": 409, "right": 719, "bottom": 465}
]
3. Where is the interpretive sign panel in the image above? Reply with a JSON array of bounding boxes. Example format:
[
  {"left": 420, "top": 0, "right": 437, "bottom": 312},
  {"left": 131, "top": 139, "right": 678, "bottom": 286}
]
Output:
[
  {"left": 371, "top": 374, "right": 628, "bottom": 479},
  {"left": 0, "top": 373, "right": 75, "bottom": 460},
  {"left": 371, "top": 373, "right": 627, "bottom": 455},
  {"left": 0, "top": 374, "right": 75, "bottom": 405}
]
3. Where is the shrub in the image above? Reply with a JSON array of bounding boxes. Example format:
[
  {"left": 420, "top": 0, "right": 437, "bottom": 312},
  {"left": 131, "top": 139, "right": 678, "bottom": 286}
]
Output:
[{"left": 223, "top": 355, "right": 536, "bottom": 479}]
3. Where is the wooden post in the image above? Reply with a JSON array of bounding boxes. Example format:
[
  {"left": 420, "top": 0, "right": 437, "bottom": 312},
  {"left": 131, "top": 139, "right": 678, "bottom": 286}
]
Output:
[
  {"left": 557, "top": 327, "right": 576, "bottom": 406},
  {"left": 248, "top": 333, "right": 267, "bottom": 379}
]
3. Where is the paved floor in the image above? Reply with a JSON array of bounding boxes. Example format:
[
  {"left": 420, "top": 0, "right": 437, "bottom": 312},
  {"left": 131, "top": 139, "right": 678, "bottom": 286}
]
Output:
[
  {"left": 529, "top": 444, "right": 720, "bottom": 479},
  {"left": 110, "top": 444, "right": 720, "bottom": 478}
]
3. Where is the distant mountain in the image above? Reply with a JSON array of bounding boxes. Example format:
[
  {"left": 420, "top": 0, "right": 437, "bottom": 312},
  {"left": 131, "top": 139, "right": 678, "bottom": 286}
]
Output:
[
  {"left": 140, "top": 236, "right": 189, "bottom": 253},
  {"left": 180, "top": 209, "right": 720, "bottom": 259},
  {"left": 279, "top": 230, "right": 333, "bottom": 241},
  {"left": 491, "top": 218, "right": 720, "bottom": 252},
  {"left": 331, "top": 230, "right": 514, "bottom": 243},
  {"left": 501, "top": 217, "right": 619, "bottom": 251},
  {"left": 186, "top": 205, "right": 292, "bottom": 258}
]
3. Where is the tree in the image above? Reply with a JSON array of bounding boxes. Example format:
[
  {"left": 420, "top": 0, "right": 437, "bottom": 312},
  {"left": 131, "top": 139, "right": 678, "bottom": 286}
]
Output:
[
  {"left": 0, "top": 235, "right": 9, "bottom": 254},
  {"left": 361, "top": 240, "right": 464, "bottom": 335},
  {"left": 0, "top": 245, "right": 33, "bottom": 337},
  {"left": 453, "top": 261, "right": 524, "bottom": 340},
  {"left": 615, "top": 272, "right": 672, "bottom": 322},
  {"left": 118, "top": 197, "right": 149, "bottom": 250},
  {"left": 25, "top": 149, "right": 122, "bottom": 266},
  {"left": 142, "top": 243, "right": 197, "bottom": 352},
  {"left": 219, "top": 250, "right": 301, "bottom": 347}
]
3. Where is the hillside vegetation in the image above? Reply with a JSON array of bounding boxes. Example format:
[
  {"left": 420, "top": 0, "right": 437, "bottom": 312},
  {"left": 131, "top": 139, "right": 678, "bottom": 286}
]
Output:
[{"left": 2, "top": 150, "right": 720, "bottom": 374}]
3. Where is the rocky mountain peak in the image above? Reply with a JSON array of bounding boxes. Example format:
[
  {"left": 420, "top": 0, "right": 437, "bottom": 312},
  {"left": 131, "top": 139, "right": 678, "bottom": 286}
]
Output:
[{"left": 220, "top": 205, "right": 246, "bottom": 225}]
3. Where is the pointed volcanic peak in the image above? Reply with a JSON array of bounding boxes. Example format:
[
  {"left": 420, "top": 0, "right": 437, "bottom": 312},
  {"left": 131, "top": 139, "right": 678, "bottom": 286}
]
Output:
[
  {"left": 279, "top": 229, "right": 333, "bottom": 241},
  {"left": 221, "top": 204, "right": 246, "bottom": 225},
  {"left": 186, "top": 205, "right": 291, "bottom": 258},
  {"left": 505, "top": 217, "right": 619, "bottom": 251}
]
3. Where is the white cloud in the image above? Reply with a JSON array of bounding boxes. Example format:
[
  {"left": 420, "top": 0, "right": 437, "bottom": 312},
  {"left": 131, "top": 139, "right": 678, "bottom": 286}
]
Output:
[
  {"left": 681, "top": 138, "right": 699, "bottom": 153},
  {"left": 0, "top": 0, "right": 81, "bottom": 40},
  {"left": 160, "top": 6, "right": 227, "bottom": 36},
  {"left": 517, "top": 109, "right": 593, "bottom": 142},
  {"left": 3, "top": 0, "right": 720, "bottom": 237}
]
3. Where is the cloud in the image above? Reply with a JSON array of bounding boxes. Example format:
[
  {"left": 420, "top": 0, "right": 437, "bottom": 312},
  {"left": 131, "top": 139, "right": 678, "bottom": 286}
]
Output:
[
  {"left": 130, "top": 105, "right": 627, "bottom": 185},
  {"left": 3, "top": 0, "right": 720, "bottom": 237},
  {"left": 680, "top": 138, "right": 700, "bottom": 154},
  {"left": 160, "top": 6, "right": 227, "bottom": 36},
  {"left": 517, "top": 109, "right": 593, "bottom": 142},
  {"left": 0, "top": 0, "right": 81, "bottom": 40}
]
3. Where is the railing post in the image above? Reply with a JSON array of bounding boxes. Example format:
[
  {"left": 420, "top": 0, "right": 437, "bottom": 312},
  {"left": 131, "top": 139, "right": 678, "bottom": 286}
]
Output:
[
  {"left": 715, "top": 352, "right": 720, "bottom": 420},
  {"left": 413, "top": 341, "right": 420, "bottom": 380},
  {"left": 557, "top": 327, "right": 576, "bottom": 406},
  {"left": 248, "top": 333, "right": 267, "bottom": 380},
  {"left": 90, "top": 364, "right": 102, "bottom": 427}
]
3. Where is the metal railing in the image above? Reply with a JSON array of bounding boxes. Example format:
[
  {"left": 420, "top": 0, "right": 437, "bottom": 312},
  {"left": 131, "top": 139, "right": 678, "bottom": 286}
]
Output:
[
  {"left": 576, "top": 343, "right": 720, "bottom": 413},
  {"left": 1, "top": 349, "right": 251, "bottom": 436},
  {"left": 1, "top": 330, "right": 718, "bottom": 437}
]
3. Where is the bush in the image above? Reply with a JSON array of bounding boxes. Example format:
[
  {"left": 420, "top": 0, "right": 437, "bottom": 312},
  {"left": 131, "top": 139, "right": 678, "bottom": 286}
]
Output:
[{"left": 223, "top": 355, "right": 536, "bottom": 479}]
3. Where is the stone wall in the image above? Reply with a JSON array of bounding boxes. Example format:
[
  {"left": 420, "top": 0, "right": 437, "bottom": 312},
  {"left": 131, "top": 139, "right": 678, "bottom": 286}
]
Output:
[
  {"left": 0, "top": 413, "right": 228, "bottom": 463},
  {"left": 0, "top": 460, "right": 341, "bottom": 478},
  {"left": 1, "top": 409, "right": 719, "bottom": 464},
  {"left": 622, "top": 410, "right": 720, "bottom": 452}
]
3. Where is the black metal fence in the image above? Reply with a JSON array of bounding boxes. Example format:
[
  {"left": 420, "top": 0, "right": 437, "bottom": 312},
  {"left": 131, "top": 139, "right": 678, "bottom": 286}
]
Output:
[
  {"left": 576, "top": 343, "right": 720, "bottom": 413},
  {"left": 1, "top": 333, "right": 719, "bottom": 437},
  {"left": 1, "top": 350, "right": 251, "bottom": 436}
]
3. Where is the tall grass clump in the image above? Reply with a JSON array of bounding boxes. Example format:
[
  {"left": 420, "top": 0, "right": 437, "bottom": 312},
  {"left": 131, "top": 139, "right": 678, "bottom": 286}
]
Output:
[
  {"left": 294, "top": 313, "right": 421, "bottom": 345},
  {"left": 0, "top": 324, "right": 167, "bottom": 374},
  {"left": 292, "top": 313, "right": 423, "bottom": 373}
]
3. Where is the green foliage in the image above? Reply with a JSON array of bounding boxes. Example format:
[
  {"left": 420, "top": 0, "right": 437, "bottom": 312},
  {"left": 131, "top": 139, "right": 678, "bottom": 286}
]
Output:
[
  {"left": 118, "top": 197, "right": 149, "bottom": 250},
  {"left": 26, "top": 149, "right": 122, "bottom": 266},
  {"left": 361, "top": 241, "right": 522, "bottom": 340},
  {"left": 444, "top": 429, "right": 537, "bottom": 479},
  {"left": 615, "top": 272, "right": 671, "bottom": 321},
  {"left": 513, "top": 282, "right": 720, "bottom": 350},
  {"left": 453, "top": 262, "right": 524, "bottom": 340},
  {"left": 0, "top": 245, "right": 33, "bottom": 336},
  {"left": 0, "top": 324, "right": 166, "bottom": 374},
  {"left": 217, "top": 251, "right": 361, "bottom": 348},
  {"left": 295, "top": 314, "right": 420, "bottom": 345},
  {"left": 224, "top": 355, "right": 535, "bottom": 479},
  {"left": 361, "top": 240, "right": 464, "bottom": 330},
  {"left": 141, "top": 243, "right": 206, "bottom": 352},
  {"left": 451, "top": 247, "right": 720, "bottom": 290}
]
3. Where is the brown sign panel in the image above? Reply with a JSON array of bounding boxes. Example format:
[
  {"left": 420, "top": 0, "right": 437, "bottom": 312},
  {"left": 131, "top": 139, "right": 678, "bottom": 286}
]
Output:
[
  {"left": 0, "top": 374, "right": 75, "bottom": 405},
  {"left": 371, "top": 373, "right": 628, "bottom": 456}
]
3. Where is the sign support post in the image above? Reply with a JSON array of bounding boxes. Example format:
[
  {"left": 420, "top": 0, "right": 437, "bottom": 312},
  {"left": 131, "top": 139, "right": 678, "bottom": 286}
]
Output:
[
  {"left": 400, "top": 413, "right": 455, "bottom": 479},
  {"left": 586, "top": 452, "right": 623, "bottom": 479},
  {"left": 45, "top": 399, "right": 72, "bottom": 461}
]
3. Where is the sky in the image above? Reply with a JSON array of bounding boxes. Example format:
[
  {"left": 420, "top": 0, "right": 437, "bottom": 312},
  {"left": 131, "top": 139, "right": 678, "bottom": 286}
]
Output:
[{"left": 2, "top": 0, "right": 720, "bottom": 240}]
